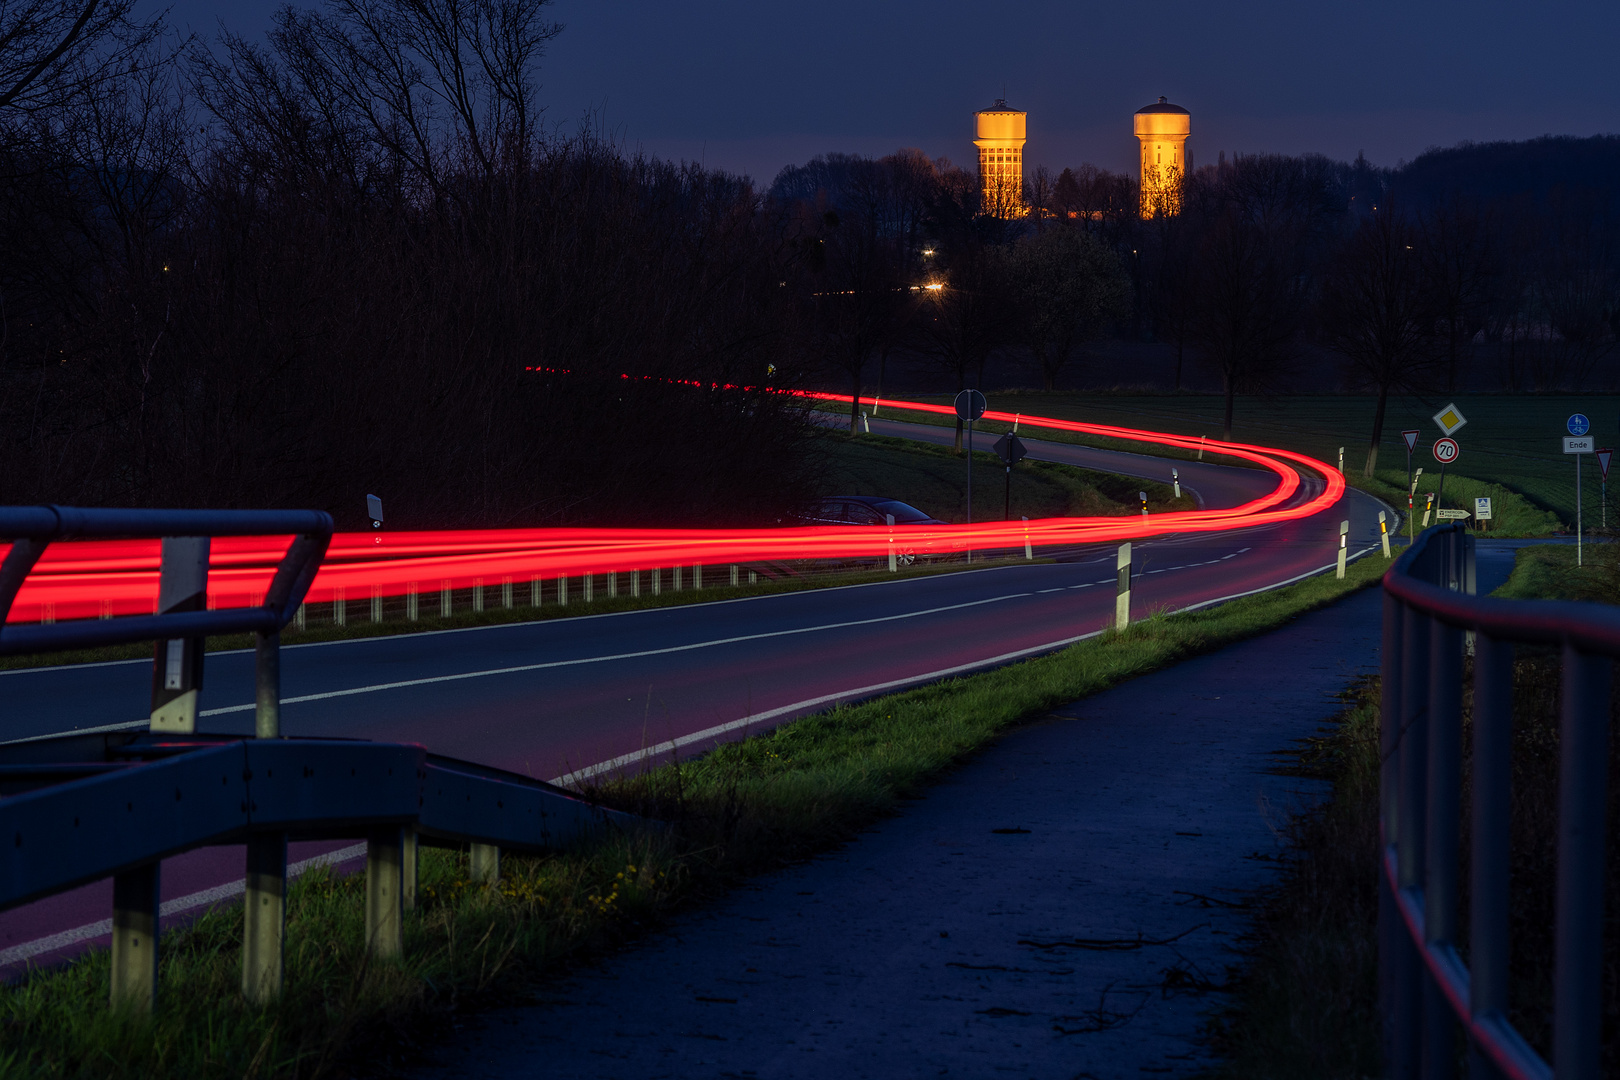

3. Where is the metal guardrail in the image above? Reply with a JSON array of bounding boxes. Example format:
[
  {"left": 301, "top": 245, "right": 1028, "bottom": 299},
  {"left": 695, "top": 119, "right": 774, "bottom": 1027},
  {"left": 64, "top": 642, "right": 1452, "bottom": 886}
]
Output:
[
  {"left": 1381, "top": 524, "right": 1619, "bottom": 1080},
  {"left": 0, "top": 506, "right": 640, "bottom": 1012}
]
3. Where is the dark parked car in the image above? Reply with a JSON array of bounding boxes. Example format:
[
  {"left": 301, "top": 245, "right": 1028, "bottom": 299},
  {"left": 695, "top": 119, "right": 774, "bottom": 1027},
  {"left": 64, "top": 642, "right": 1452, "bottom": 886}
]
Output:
[
  {"left": 797, "top": 496, "right": 947, "bottom": 565},
  {"left": 798, "top": 496, "right": 945, "bottom": 527}
]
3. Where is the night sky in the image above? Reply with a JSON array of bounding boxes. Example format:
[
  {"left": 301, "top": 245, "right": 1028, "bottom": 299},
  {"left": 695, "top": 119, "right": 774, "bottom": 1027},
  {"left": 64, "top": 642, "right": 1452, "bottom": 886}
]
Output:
[{"left": 156, "top": 0, "right": 1620, "bottom": 184}]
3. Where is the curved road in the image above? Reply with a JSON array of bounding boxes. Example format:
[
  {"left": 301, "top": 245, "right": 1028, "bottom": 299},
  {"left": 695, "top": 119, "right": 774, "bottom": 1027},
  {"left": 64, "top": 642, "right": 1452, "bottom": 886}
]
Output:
[{"left": 0, "top": 423, "right": 1389, "bottom": 973}]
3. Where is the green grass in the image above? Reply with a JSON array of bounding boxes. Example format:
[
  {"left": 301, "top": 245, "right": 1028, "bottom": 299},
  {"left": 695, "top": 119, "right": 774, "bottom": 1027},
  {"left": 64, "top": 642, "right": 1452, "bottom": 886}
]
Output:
[
  {"left": 861, "top": 392, "right": 1615, "bottom": 533},
  {"left": 1491, "top": 541, "right": 1620, "bottom": 603},
  {"left": 0, "top": 549, "right": 1394, "bottom": 1078},
  {"left": 815, "top": 432, "right": 1193, "bottom": 522}
]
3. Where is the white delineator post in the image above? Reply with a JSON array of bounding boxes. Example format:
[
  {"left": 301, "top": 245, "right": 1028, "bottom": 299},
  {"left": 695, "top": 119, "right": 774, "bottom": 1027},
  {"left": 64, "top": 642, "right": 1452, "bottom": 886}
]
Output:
[
  {"left": 1339, "top": 446, "right": 1345, "bottom": 473},
  {"left": 1336, "top": 519, "right": 1350, "bottom": 579},
  {"left": 887, "top": 514, "right": 897, "bottom": 572},
  {"left": 1172, "top": 469, "right": 1180, "bottom": 499},
  {"left": 1198, "top": 435, "right": 1206, "bottom": 461},
  {"left": 1422, "top": 494, "right": 1434, "bottom": 528},
  {"left": 1023, "top": 516, "right": 1032, "bottom": 560},
  {"left": 1115, "top": 542, "right": 1132, "bottom": 631},
  {"left": 1379, "top": 511, "right": 1392, "bottom": 558}
]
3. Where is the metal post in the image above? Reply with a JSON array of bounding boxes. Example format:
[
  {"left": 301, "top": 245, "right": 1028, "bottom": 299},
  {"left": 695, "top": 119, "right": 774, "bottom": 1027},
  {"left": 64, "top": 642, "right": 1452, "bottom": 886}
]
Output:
[
  {"left": 1553, "top": 646, "right": 1611, "bottom": 1079},
  {"left": 110, "top": 863, "right": 161, "bottom": 1012},
  {"left": 1004, "top": 465, "right": 1011, "bottom": 521},
  {"left": 1423, "top": 618, "right": 1463, "bottom": 1080},
  {"left": 470, "top": 843, "right": 500, "bottom": 884},
  {"left": 1114, "top": 542, "right": 1131, "bottom": 631},
  {"left": 530, "top": 577, "right": 541, "bottom": 606},
  {"left": 558, "top": 574, "right": 568, "bottom": 605},
  {"left": 729, "top": 565, "right": 738, "bottom": 587},
  {"left": 1576, "top": 451, "right": 1583, "bottom": 568},
  {"left": 673, "top": 566, "right": 682, "bottom": 592},
  {"left": 334, "top": 586, "right": 346, "bottom": 627},
  {"left": 1392, "top": 605, "right": 1431, "bottom": 1080},
  {"left": 1469, "top": 634, "right": 1513, "bottom": 1074},
  {"left": 1378, "top": 592, "right": 1405, "bottom": 1069},
  {"left": 473, "top": 580, "right": 484, "bottom": 612},
  {"left": 407, "top": 586, "right": 418, "bottom": 621},
  {"left": 584, "top": 574, "right": 593, "bottom": 603},
  {"left": 242, "top": 833, "right": 286, "bottom": 1003},
  {"left": 365, "top": 827, "right": 404, "bottom": 958},
  {"left": 631, "top": 570, "right": 640, "bottom": 598},
  {"left": 151, "top": 536, "right": 210, "bottom": 734},
  {"left": 371, "top": 587, "right": 382, "bottom": 623},
  {"left": 695, "top": 564, "right": 703, "bottom": 589},
  {"left": 439, "top": 582, "right": 451, "bottom": 617},
  {"left": 502, "top": 577, "right": 512, "bottom": 608},
  {"left": 966, "top": 419, "right": 974, "bottom": 565},
  {"left": 651, "top": 569, "right": 661, "bottom": 596}
]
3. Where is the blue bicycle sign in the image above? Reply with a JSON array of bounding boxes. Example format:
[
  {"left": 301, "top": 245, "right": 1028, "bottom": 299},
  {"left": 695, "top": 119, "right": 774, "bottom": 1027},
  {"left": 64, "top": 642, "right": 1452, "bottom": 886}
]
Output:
[{"left": 1568, "top": 413, "right": 1591, "bottom": 436}]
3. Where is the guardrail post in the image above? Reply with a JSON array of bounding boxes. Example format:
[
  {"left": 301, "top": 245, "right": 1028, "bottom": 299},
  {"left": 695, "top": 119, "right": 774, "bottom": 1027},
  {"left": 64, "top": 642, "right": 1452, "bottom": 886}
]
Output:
[
  {"left": 110, "top": 862, "right": 160, "bottom": 1012},
  {"left": 242, "top": 833, "right": 286, "bottom": 1003},
  {"left": 1392, "top": 604, "right": 1431, "bottom": 1080},
  {"left": 695, "top": 564, "right": 703, "bottom": 589},
  {"left": 473, "top": 579, "right": 484, "bottom": 612},
  {"left": 729, "top": 564, "right": 738, "bottom": 587},
  {"left": 651, "top": 568, "right": 661, "bottom": 596},
  {"left": 366, "top": 827, "right": 404, "bottom": 959},
  {"left": 255, "top": 631, "right": 280, "bottom": 740},
  {"left": 558, "top": 574, "right": 568, "bottom": 605},
  {"left": 334, "top": 586, "right": 346, "bottom": 626},
  {"left": 1469, "top": 634, "right": 1513, "bottom": 1075},
  {"left": 1378, "top": 590, "right": 1405, "bottom": 1069},
  {"left": 584, "top": 573, "right": 594, "bottom": 603},
  {"left": 439, "top": 581, "right": 451, "bottom": 618},
  {"left": 1424, "top": 617, "right": 1463, "bottom": 1079},
  {"left": 150, "top": 536, "right": 210, "bottom": 733},
  {"left": 470, "top": 843, "right": 500, "bottom": 884},
  {"left": 630, "top": 569, "right": 640, "bottom": 597},
  {"left": 371, "top": 587, "right": 382, "bottom": 623},
  {"left": 1554, "top": 646, "right": 1612, "bottom": 1080},
  {"left": 1114, "top": 543, "right": 1131, "bottom": 631}
]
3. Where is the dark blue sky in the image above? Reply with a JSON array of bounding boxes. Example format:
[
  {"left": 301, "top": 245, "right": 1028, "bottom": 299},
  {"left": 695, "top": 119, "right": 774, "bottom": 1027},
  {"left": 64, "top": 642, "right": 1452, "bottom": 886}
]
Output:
[{"left": 157, "top": 0, "right": 1620, "bottom": 184}]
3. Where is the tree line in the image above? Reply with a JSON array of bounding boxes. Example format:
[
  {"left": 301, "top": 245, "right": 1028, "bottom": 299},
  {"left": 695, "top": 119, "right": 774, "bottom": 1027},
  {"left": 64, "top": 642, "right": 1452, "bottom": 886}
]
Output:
[{"left": 4, "top": 0, "right": 1618, "bottom": 523}]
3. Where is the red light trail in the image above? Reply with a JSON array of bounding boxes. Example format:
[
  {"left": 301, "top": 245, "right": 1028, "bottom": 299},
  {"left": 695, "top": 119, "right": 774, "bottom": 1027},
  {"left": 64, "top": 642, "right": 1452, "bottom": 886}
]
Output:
[{"left": 2, "top": 396, "right": 1343, "bottom": 623}]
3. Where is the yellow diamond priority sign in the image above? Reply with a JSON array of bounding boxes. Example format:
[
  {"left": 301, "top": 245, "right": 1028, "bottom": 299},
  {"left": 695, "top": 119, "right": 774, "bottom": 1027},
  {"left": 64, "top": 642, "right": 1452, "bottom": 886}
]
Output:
[{"left": 1432, "top": 403, "right": 1467, "bottom": 436}]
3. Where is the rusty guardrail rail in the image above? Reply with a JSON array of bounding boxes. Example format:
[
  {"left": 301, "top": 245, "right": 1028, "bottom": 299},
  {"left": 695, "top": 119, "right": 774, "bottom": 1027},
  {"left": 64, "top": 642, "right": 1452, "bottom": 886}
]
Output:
[
  {"left": 0, "top": 506, "right": 639, "bottom": 1012},
  {"left": 1381, "top": 524, "right": 1617, "bottom": 1080}
]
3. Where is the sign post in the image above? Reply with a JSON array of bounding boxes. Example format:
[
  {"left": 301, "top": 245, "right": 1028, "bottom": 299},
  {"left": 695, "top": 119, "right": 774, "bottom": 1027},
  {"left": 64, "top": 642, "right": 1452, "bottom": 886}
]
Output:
[
  {"left": 955, "top": 389, "right": 987, "bottom": 562},
  {"left": 1598, "top": 447, "right": 1612, "bottom": 530},
  {"left": 1401, "top": 429, "right": 1420, "bottom": 514},
  {"left": 1566, "top": 416, "right": 1592, "bottom": 566},
  {"left": 1432, "top": 437, "right": 1459, "bottom": 519},
  {"left": 993, "top": 431, "right": 1027, "bottom": 521}
]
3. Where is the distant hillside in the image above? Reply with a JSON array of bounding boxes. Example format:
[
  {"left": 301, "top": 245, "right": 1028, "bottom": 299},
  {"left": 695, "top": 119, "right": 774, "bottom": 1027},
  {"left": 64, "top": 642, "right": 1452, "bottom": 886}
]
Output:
[{"left": 1392, "top": 135, "right": 1620, "bottom": 210}]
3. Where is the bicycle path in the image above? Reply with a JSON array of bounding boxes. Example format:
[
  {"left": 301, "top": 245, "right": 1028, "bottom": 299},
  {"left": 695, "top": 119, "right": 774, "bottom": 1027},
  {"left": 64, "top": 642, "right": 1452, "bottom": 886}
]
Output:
[{"left": 396, "top": 546, "right": 1436, "bottom": 1080}]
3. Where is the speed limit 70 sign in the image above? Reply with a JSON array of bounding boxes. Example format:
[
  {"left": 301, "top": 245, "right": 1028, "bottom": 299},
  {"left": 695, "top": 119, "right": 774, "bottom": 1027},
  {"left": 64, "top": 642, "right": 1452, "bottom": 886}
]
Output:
[{"left": 1433, "top": 438, "right": 1459, "bottom": 464}]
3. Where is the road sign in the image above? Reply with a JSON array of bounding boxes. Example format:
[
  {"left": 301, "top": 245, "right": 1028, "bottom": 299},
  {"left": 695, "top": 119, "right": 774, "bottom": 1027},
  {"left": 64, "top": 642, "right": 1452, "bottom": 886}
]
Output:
[
  {"left": 1436, "top": 509, "right": 1471, "bottom": 520},
  {"left": 993, "top": 432, "right": 1027, "bottom": 466},
  {"left": 1475, "top": 497, "right": 1493, "bottom": 520},
  {"left": 1565, "top": 436, "right": 1594, "bottom": 454},
  {"left": 1433, "top": 438, "right": 1459, "bottom": 464},
  {"left": 954, "top": 389, "right": 987, "bottom": 422},
  {"left": 1567, "top": 413, "right": 1590, "bottom": 436},
  {"left": 1433, "top": 403, "right": 1467, "bottom": 435},
  {"left": 1599, "top": 448, "right": 1613, "bottom": 480},
  {"left": 1401, "top": 430, "right": 1420, "bottom": 453}
]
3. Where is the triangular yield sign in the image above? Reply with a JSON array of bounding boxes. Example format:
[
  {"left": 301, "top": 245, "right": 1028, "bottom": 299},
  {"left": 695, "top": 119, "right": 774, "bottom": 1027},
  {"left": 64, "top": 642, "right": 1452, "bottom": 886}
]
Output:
[
  {"left": 1401, "top": 430, "right": 1420, "bottom": 453},
  {"left": 1599, "top": 448, "right": 1613, "bottom": 480}
]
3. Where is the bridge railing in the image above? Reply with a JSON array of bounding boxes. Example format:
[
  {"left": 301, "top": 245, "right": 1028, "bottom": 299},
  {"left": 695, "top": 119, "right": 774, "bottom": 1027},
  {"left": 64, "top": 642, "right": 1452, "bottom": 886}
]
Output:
[
  {"left": 1381, "top": 524, "right": 1617, "bottom": 1080},
  {"left": 0, "top": 506, "right": 639, "bottom": 1012}
]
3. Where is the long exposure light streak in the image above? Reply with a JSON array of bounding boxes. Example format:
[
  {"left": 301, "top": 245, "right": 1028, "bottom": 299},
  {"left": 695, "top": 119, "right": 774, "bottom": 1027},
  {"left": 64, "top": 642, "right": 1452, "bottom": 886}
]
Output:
[{"left": 2, "top": 396, "right": 1343, "bottom": 623}]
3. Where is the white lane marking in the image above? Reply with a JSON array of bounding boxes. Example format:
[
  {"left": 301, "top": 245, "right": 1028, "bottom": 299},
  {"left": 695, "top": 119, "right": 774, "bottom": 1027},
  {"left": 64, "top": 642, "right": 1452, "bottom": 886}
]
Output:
[
  {"left": 2, "top": 542, "right": 1384, "bottom": 966},
  {"left": 550, "top": 543, "right": 1384, "bottom": 787},
  {"left": 0, "top": 843, "right": 366, "bottom": 969},
  {"left": 549, "top": 627, "right": 1108, "bottom": 786}
]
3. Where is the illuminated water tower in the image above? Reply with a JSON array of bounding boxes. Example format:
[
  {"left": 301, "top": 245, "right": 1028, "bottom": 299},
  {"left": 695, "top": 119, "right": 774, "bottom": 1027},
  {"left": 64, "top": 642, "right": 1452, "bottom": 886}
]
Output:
[
  {"left": 974, "top": 99, "right": 1026, "bottom": 217},
  {"left": 1134, "top": 96, "right": 1190, "bottom": 217}
]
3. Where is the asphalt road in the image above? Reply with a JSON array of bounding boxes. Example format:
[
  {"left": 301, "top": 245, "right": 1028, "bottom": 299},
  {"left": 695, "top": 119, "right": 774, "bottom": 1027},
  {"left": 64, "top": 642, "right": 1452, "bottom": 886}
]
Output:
[{"left": 0, "top": 423, "right": 1387, "bottom": 975}]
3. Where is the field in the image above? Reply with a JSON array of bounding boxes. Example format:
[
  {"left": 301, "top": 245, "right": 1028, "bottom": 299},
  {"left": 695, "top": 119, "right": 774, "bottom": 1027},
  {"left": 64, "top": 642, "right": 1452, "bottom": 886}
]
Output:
[
  {"left": 814, "top": 432, "right": 1189, "bottom": 523},
  {"left": 871, "top": 392, "right": 1619, "bottom": 531}
]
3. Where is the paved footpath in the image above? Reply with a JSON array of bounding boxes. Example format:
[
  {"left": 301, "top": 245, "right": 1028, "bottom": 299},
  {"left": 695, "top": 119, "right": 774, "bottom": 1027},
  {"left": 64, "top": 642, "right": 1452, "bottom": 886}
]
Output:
[{"left": 406, "top": 565, "right": 1446, "bottom": 1080}]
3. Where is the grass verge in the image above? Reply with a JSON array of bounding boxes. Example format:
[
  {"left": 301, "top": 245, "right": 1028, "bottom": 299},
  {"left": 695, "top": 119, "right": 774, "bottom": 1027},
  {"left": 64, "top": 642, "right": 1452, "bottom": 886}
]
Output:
[
  {"left": 1207, "top": 539, "right": 1620, "bottom": 1077},
  {"left": 1, "top": 551, "right": 1392, "bottom": 1079}
]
